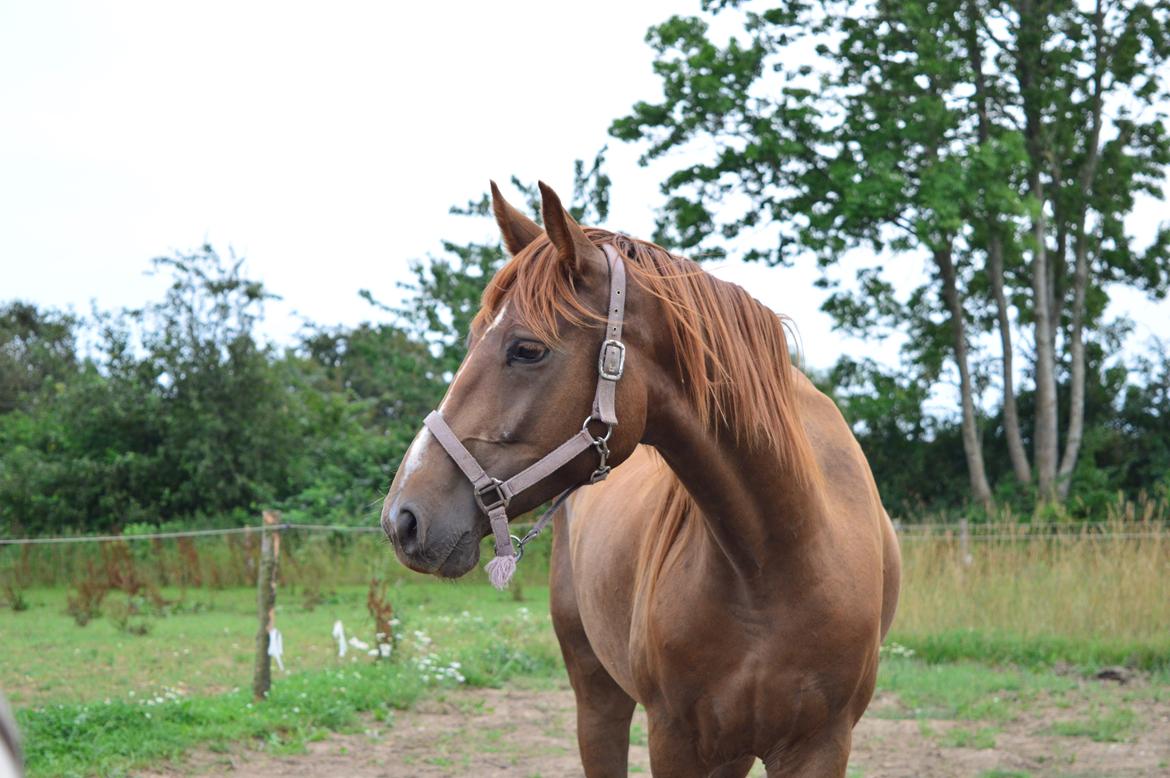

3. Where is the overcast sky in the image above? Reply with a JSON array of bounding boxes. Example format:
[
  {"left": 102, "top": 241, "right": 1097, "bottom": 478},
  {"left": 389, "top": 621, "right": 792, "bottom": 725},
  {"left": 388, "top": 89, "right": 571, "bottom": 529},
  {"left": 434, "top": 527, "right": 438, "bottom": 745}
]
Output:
[{"left": 2, "top": 1, "right": 1167, "bottom": 381}]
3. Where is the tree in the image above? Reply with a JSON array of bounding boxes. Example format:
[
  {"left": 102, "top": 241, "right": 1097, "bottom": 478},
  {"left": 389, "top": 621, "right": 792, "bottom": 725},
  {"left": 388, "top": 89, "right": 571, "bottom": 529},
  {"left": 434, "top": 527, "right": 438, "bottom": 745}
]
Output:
[
  {"left": 0, "top": 302, "right": 80, "bottom": 414},
  {"left": 611, "top": 0, "right": 1170, "bottom": 508}
]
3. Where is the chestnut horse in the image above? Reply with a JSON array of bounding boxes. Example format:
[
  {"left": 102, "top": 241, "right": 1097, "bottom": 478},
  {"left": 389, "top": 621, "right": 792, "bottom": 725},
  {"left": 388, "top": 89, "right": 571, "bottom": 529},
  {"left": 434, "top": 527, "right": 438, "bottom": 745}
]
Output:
[{"left": 382, "top": 182, "right": 901, "bottom": 776}]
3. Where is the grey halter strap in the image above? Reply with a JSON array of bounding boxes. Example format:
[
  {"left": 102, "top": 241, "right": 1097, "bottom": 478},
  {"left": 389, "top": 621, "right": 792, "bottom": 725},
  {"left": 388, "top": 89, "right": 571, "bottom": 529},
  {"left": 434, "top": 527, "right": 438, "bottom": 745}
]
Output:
[{"left": 422, "top": 244, "right": 627, "bottom": 587}]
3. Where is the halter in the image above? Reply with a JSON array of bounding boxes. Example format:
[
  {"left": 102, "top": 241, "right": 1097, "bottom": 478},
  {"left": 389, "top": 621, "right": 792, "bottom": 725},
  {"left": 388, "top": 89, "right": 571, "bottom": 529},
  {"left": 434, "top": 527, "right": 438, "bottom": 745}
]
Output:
[{"left": 422, "top": 244, "right": 627, "bottom": 589}]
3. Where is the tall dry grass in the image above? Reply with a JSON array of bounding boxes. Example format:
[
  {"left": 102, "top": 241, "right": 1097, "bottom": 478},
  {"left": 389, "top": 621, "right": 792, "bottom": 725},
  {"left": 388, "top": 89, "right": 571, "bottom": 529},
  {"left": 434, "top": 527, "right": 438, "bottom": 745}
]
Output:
[{"left": 891, "top": 497, "right": 1170, "bottom": 668}]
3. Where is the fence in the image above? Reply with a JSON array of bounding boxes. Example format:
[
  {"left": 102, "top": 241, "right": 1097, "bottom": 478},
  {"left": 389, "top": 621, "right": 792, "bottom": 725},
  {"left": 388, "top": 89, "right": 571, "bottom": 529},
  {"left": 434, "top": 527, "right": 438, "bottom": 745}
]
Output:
[{"left": 2, "top": 513, "right": 1168, "bottom": 701}]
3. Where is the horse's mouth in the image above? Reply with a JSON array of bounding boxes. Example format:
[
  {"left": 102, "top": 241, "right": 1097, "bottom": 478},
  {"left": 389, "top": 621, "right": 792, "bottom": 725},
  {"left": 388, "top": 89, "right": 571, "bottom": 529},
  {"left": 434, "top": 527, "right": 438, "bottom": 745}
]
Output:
[
  {"left": 435, "top": 531, "right": 477, "bottom": 578},
  {"left": 397, "top": 530, "right": 476, "bottom": 579}
]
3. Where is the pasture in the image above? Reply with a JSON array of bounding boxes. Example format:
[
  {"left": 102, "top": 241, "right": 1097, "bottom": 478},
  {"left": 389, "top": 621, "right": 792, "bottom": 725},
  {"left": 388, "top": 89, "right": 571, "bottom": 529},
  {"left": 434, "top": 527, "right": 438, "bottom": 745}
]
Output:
[{"left": 2, "top": 517, "right": 1169, "bottom": 777}]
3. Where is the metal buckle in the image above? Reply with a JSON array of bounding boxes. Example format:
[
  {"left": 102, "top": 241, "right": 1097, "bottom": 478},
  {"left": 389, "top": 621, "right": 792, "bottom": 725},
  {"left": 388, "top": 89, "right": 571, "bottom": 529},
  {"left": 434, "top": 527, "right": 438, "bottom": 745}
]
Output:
[
  {"left": 474, "top": 478, "right": 510, "bottom": 513},
  {"left": 598, "top": 339, "right": 626, "bottom": 381}
]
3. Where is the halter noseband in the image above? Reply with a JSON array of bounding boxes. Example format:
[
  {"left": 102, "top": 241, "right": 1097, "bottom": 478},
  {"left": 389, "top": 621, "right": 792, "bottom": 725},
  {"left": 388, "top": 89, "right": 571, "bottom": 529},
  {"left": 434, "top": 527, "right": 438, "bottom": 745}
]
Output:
[{"left": 421, "top": 244, "right": 628, "bottom": 589}]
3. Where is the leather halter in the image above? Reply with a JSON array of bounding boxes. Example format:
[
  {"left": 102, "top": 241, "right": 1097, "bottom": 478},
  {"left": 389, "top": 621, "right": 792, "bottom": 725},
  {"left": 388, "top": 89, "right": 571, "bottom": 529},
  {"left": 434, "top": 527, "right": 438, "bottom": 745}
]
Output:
[{"left": 422, "top": 244, "right": 627, "bottom": 588}]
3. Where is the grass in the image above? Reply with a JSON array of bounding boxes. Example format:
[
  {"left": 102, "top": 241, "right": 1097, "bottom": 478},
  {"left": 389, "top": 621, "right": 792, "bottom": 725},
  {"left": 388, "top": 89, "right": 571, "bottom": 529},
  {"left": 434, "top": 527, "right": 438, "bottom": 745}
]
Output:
[
  {"left": 1047, "top": 703, "right": 1140, "bottom": 742},
  {"left": 874, "top": 656, "right": 1079, "bottom": 722},
  {"left": 940, "top": 725, "right": 999, "bottom": 749},
  {"left": 1, "top": 578, "right": 559, "bottom": 709},
  {"left": 7, "top": 580, "right": 563, "bottom": 777},
  {"left": 889, "top": 517, "right": 1170, "bottom": 671},
  {"left": 2, "top": 518, "right": 1169, "bottom": 775},
  {"left": 6, "top": 584, "right": 1166, "bottom": 777}
]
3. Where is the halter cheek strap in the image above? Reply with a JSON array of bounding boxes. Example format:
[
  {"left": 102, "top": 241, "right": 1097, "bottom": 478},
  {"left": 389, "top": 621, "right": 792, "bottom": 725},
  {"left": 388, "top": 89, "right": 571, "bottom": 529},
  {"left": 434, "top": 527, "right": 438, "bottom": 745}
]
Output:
[{"left": 422, "top": 244, "right": 627, "bottom": 589}]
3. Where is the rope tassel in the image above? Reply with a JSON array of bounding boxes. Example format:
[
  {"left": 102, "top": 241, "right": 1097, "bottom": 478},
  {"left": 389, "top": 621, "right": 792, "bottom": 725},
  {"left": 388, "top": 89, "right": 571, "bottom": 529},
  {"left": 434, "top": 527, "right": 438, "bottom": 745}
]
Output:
[
  {"left": 485, "top": 508, "right": 518, "bottom": 590},
  {"left": 485, "top": 553, "right": 517, "bottom": 590}
]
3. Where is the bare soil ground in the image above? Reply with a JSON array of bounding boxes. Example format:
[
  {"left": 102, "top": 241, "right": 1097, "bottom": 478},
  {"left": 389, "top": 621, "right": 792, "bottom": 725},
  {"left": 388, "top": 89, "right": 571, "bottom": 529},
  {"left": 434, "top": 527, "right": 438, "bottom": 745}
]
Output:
[{"left": 141, "top": 683, "right": 1170, "bottom": 777}]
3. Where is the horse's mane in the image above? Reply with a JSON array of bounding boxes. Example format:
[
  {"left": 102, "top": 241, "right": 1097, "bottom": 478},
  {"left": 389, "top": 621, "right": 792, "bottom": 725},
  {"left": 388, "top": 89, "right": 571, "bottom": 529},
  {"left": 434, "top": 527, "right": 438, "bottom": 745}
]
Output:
[{"left": 472, "top": 228, "right": 818, "bottom": 580}]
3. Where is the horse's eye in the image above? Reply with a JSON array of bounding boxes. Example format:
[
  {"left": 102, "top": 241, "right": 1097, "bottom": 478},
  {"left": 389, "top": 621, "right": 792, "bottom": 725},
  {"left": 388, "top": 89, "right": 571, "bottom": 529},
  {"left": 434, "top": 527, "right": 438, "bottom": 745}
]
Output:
[{"left": 507, "top": 340, "right": 549, "bottom": 365}]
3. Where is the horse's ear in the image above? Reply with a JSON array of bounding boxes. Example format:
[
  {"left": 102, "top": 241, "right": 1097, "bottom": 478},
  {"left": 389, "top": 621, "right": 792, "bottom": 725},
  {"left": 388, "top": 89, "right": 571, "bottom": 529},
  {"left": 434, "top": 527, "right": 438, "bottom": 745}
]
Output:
[
  {"left": 538, "top": 181, "right": 605, "bottom": 277},
  {"left": 491, "top": 181, "right": 543, "bottom": 257}
]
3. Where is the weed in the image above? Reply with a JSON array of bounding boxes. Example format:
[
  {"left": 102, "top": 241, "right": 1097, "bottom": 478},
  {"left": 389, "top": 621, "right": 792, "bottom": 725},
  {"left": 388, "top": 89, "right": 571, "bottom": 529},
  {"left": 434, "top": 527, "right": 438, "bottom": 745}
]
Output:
[
  {"left": 941, "top": 725, "right": 999, "bottom": 749},
  {"left": 66, "top": 561, "right": 108, "bottom": 626},
  {"left": 105, "top": 595, "right": 153, "bottom": 636},
  {"left": 366, "top": 577, "right": 396, "bottom": 660},
  {"left": 1048, "top": 704, "right": 1139, "bottom": 742},
  {"left": 2, "top": 580, "right": 28, "bottom": 612}
]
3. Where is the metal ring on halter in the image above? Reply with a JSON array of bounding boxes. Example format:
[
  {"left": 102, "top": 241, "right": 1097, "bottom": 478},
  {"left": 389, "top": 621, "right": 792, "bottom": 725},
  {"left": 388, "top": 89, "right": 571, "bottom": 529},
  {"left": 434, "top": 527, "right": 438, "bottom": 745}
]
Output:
[
  {"left": 582, "top": 415, "right": 614, "bottom": 443},
  {"left": 510, "top": 534, "right": 525, "bottom": 562}
]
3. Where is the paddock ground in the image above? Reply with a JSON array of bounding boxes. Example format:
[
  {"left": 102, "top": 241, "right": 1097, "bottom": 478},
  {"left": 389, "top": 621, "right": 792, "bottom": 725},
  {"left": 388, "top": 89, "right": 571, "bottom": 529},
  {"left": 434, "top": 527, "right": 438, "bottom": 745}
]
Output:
[{"left": 142, "top": 680, "right": 1170, "bottom": 778}]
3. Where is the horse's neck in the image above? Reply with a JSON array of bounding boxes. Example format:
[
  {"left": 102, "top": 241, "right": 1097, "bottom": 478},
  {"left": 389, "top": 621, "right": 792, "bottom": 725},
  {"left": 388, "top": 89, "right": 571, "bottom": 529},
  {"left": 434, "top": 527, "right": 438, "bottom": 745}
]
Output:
[{"left": 647, "top": 396, "right": 823, "bottom": 579}]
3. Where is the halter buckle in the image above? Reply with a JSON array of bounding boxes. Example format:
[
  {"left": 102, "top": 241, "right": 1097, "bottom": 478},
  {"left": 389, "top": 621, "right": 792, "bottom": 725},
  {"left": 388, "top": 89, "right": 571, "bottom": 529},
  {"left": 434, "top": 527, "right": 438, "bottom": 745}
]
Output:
[
  {"left": 474, "top": 478, "right": 510, "bottom": 513},
  {"left": 598, "top": 339, "right": 626, "bottom": 381}
]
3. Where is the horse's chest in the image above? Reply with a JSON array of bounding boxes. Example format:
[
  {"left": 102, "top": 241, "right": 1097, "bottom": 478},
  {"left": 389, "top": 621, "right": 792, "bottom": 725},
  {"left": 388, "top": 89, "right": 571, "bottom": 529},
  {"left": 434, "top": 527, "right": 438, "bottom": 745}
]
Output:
[
  {"left": 630, "top": 581, "right": 775, "bottom": 681},
  {"left": 626, "top": 584, "right": 816, "bottom": 756}
]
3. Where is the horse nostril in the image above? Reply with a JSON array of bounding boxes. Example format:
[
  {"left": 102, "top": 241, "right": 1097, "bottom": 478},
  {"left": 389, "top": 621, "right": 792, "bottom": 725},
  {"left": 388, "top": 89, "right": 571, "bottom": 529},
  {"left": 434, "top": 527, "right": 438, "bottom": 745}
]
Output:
[{"left": 395, "top": 508, "right": 420, "bottom": 555}]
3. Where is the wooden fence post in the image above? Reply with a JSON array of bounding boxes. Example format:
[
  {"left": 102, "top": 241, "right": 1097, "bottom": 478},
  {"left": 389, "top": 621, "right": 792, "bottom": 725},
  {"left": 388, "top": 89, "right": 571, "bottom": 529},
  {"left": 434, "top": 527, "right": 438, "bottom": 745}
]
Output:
[{"left": 252, "top": 510, "right": 281, "bottom": 701}]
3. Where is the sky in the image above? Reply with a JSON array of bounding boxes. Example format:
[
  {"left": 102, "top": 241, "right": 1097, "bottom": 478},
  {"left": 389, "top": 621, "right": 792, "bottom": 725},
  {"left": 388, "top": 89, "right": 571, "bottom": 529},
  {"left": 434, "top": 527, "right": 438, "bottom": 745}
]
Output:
[{"left": 1, "top": 1, "right": 1167, "bottom": 383}]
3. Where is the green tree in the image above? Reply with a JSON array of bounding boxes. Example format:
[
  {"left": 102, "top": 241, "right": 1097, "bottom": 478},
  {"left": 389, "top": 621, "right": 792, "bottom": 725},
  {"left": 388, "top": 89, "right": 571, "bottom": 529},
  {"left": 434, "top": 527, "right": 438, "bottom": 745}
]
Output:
[
  {"left": 612, "top": 0, "right": 1170, "bottom": 508},
  {"left": 0, "top": 302, "right": 80, "bottom": 413}
]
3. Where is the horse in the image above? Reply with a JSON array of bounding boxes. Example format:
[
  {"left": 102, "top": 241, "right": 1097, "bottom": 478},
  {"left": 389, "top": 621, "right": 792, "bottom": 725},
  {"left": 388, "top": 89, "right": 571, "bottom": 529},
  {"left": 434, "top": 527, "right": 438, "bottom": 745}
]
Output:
[
  {"left": 381, "top": 180, "right": 901, "bottom": 777},
  {"left": 0, "top": 693, "right": 21, "bottom": 777}
]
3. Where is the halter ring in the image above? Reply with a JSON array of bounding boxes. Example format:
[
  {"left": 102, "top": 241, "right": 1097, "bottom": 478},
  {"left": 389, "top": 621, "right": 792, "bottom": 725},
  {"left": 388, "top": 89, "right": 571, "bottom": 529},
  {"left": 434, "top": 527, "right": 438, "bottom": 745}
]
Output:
[{"left": 582, "top": 416, "right": 614, "bottom": 443}]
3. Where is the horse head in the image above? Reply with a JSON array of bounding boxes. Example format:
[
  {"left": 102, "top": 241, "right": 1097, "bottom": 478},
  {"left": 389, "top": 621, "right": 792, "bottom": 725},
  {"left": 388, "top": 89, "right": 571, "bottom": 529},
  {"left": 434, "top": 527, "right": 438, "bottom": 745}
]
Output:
[{"left": 380, "top": 182, "right": 650, "bottom": 579}]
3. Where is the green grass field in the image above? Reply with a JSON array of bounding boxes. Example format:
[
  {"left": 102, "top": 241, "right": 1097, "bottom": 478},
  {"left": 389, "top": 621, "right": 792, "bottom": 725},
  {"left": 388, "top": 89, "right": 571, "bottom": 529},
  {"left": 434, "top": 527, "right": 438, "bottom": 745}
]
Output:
[
  {"left": 4, "top": 580, "right": 565, "bottom": 776},
  {"left": 2, "top": 522, "right": 1169, "bottom": 777}
]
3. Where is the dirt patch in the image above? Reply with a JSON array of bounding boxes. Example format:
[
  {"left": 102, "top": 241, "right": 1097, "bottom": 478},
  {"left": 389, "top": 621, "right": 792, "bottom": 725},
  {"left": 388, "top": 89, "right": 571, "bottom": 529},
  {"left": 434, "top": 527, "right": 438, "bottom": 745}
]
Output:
[{"left": 141, "top": 684, "right": 1170, "bottom": 777}]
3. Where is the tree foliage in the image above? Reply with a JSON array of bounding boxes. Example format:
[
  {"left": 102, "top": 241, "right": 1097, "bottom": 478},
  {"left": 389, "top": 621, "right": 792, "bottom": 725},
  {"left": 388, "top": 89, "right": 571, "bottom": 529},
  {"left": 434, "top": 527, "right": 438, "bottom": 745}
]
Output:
[
  {"left": 0, "top": 161, "right": 611, "bottom": 535},
  {"left": 612, "top": 0, "right": 1170, "bottom": 510}
]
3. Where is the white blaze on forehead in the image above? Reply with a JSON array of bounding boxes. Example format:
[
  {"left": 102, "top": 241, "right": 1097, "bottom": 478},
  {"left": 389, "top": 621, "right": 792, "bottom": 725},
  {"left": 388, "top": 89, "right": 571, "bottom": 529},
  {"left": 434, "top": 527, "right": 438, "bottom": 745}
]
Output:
[
  {"left": 438, "top": 303, "right": 508, "bottom": 413},
  {"left": 399, "top": 426, "right": 434, "bottom": 483},
  {"left": 485, "top": 302, "right": 509, "bottom": 334},
  {"left": 386, "top": 424, "right": 433, "bottom": 521}
]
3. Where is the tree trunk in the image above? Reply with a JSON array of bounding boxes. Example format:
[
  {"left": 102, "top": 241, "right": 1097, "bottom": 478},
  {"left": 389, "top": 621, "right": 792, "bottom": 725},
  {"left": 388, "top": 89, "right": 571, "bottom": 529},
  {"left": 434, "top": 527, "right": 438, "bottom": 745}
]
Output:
[
  {"left": 964, "top": 4, "right": 1032, "bottom": 484},
  {"left": 1015, "top": 0, "right": 1059, "bottom": 502},
  {"left": 1057, "top": 231, "right": 1089, "bottom": 499},
  {"left": 989, "top": 234, "right": 1032, "bottom": 483},
  {"left": 936, "top": 246, "right": 994, "bottom": 512},
  {"left": 1029, "top": 202, "right": 1060, "bottom": 502},
  {"left": 1057, "top": 0, "right": 1107, "bottom": 500}
]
